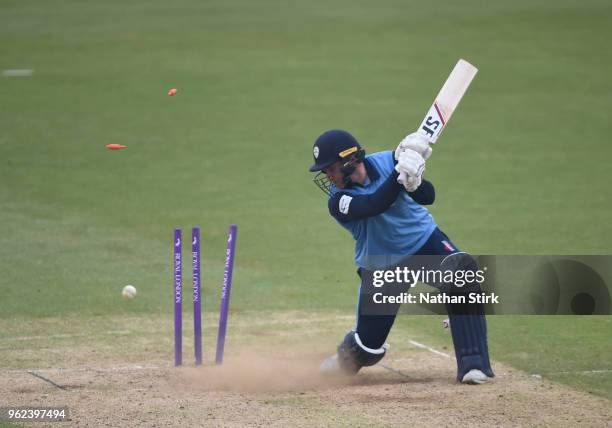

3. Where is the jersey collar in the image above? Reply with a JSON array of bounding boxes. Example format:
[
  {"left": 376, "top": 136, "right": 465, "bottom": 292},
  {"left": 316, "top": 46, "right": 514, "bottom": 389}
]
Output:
[{"left": 364, "top": 156, "right": 381, "bottom": 181}]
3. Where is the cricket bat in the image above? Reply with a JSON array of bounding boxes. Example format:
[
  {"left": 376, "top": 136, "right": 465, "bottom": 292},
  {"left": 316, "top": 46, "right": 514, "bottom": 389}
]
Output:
[{"left": 398, "top": 59, "right": 478, "bottom": 183}]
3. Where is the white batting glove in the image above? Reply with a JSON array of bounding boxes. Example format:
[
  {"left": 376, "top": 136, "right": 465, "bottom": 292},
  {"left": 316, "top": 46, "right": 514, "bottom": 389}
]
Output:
[
  {"left": 399, "top": 173, "right": 422, "bottom": 192},
  {"left": 395, "top": 150, "right": 425, "bottom": 177},
  {"left": 394, "top": 132, "right": 432, "bottom": 161},
  {"left": 395, "top": 150, "right": 425, "bottom": 192}
]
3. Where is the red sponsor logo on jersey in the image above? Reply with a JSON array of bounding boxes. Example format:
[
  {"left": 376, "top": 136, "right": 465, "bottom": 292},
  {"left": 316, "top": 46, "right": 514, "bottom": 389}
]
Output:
[{"left": 442, "top": 240, "right": 455, "bottom": 252}]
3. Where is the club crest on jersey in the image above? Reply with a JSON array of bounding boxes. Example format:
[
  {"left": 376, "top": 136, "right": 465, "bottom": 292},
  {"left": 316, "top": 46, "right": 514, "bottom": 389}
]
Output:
[{"left": 313, "top": 146, "right": 320, "bottom": 159}]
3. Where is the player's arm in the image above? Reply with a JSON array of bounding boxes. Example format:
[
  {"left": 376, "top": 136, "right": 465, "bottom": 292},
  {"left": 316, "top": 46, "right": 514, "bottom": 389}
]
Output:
[
  {"left": 328, "top": 171, "right": 402, "bottom": 223},
  {"left": 407, "top": 179, "right": 435, "bottom": 205}
]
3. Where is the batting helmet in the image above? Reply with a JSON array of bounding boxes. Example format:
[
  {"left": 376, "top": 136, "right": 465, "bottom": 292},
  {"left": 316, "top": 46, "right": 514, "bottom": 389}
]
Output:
[
  {"left": 309, "top": 130, "right": 365, "bottom": 172},
  {"left": 309, "top": 130, "right": 366, "bottom": 195}
]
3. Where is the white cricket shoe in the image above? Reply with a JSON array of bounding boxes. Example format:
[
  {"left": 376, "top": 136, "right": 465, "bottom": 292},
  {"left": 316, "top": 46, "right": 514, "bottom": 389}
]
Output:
[
  {"left": 319, "top": 354, "right": 340, "bottom": 372},
  {"left": 461, "top": 369, "right": 492, "bottom": 385}
]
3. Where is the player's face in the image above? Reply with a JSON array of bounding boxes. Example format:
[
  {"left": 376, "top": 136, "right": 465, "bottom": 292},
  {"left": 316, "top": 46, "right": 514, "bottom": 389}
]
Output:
[{"left": 323, "top": 161, "right": 345, "bottom": 188}]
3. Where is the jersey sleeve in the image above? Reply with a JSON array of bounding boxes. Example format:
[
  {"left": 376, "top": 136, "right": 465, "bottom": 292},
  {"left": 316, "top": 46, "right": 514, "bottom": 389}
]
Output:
[
  {"left": 328, "top": 170, "right": 402, "bottom": 223},
  {"left": 408, "top": 179, "right": 435, "bottom": 205}
]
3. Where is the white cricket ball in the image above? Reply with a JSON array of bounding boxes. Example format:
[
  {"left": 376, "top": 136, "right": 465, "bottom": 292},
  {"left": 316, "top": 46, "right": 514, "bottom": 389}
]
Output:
[{"left": 122, "top": 285, "right": 137, "bottom": 299}]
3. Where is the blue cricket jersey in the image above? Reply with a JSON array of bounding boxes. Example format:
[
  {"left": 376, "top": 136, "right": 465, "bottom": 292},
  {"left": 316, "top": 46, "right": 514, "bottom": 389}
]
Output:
[{"left": 328, "top": 151, "right": 437, "bottom": 269}]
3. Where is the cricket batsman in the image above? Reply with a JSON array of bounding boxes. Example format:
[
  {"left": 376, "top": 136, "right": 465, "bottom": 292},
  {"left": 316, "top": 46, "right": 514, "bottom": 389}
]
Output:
[{"left": 310, "top": 129, "right": 494, "bottom": 384}]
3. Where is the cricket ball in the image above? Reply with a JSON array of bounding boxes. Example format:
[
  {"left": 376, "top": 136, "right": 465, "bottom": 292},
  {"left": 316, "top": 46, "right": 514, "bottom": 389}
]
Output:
[{"left": 122, "top": 285, "right": 137, "bottom": 299}]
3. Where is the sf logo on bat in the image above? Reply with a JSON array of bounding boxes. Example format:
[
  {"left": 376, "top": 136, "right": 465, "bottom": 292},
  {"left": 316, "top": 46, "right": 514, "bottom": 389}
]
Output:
[{"left": 420, "top": 103, "right": 445, "bottom": 139}]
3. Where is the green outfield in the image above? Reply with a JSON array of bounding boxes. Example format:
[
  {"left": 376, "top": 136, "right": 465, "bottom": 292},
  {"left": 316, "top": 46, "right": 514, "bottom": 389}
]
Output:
[{"left": 1, "top": 0, "right": 611, "bottom": 407}]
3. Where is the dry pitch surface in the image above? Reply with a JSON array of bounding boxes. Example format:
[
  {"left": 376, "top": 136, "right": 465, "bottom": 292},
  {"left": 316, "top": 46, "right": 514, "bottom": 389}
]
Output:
[{"left": 1, "top": 312, "right": 610, "bottom": 427}]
